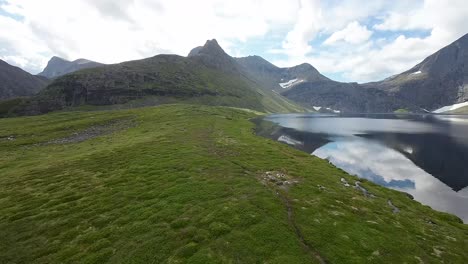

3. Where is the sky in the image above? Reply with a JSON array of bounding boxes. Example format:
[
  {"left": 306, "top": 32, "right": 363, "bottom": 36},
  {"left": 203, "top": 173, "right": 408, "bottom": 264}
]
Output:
[{"left": 0, "top": 0, "right": 467, "bottom": 83}]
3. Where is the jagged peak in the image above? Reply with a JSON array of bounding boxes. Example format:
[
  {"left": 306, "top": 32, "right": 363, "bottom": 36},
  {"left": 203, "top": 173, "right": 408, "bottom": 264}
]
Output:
[
  {"left": 186, "top": 39, "right": 239, "bottom": 73},
  {"left": 188, "top": 39, "right": 228, "bottom": 58}
]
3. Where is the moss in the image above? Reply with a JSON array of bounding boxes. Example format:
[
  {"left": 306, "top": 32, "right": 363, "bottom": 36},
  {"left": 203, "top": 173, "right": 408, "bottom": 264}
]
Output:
[{"left": 0, "top": 104, "right": 466, "bottom": 263}]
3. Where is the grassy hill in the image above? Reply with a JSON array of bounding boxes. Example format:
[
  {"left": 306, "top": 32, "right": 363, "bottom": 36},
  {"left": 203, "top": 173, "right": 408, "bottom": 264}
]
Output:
[{"left": 0, "top": 104, "right": 466, "bottom": 263}]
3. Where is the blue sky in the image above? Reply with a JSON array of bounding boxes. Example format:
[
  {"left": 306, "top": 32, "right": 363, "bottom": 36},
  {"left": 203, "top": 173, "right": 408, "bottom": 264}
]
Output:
[{"left": 0, "top": 0, "right": 467, "bottom": 82}]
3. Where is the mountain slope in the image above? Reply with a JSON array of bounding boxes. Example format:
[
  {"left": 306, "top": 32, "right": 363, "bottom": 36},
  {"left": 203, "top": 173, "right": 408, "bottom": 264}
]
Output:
[
  {"left": 236, "top": 55, "right": 411, "bottom": 112},
  {"left": 281, "top": 80, "right": 415, "bottom": 113},
  {"left": 236, "top": 55, "right": 329, "bottom": 93},
  {"left": 281, "top": 33, "right": 468, "bottom": 113},
  {"left": 4, "top": 40, "right": 304, "bottom": 116},
  {"left": 0, "top": 59, "right": 49, "bottom": 100},
  {"left": 38, "top": 56, "right": 104, "bottom": 79},
  {"left": 363, "top": 34, "right": 468, "bottom": 111}
]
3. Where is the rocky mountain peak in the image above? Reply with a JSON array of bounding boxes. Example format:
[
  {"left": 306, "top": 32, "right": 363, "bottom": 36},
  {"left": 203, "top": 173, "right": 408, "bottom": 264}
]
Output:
[
  {"left": 187, "top": 39, "right": 239, "bottom": 73},
  {"left": 188, "top": 39, "right": 227, "bottom": 57}
]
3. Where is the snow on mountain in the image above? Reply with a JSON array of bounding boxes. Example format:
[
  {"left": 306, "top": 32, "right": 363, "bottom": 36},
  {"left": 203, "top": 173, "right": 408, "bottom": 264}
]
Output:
[
  {"left": 433, "top": 101, "right": 468, "bottom": 113},
  {"left": 279, "top": 78, "right": 304, "bottom": 89}
]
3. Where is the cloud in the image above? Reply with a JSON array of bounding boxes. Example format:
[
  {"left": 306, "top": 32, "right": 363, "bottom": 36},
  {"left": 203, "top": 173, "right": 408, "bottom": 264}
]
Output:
[
  {"left": 0, "top": 0, "right": 299, "bottom": 73},
  {"left": 324, "top": 21, "right": 372, "bottom": 45},
  {"left": 0, "top": 0, "right": 467, "bottom": 83},
  {"left": 274, "top": 0, "right": 468, "bottom": 82},
  {"left": 281, "top": 0, "right": 322, "bottom": 57}
]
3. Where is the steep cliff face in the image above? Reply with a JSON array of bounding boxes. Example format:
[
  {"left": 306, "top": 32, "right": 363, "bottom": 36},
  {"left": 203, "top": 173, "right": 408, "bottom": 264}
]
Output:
[{"left": 363, "top": 34, "right": 468, "bottom": 111}]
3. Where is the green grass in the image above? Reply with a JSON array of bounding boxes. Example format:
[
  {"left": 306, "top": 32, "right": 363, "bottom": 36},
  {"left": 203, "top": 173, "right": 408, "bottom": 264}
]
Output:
[
  {"left": 0, "top": 104, "right": 466, "bottom": 263},
  {"left": 394, "top": 108, "right": 410, "bottom": 113}
]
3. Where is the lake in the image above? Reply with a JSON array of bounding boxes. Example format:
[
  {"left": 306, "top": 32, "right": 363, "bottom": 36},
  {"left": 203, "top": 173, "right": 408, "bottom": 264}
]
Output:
[{"left": 255, "top": 113, "right": 468, "bottom": 223}]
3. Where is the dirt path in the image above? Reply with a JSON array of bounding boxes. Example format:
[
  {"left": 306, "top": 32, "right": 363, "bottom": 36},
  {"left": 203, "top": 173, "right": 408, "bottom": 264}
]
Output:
[{"left": 278, "top": 191, "right": 328, "bottom": 264}]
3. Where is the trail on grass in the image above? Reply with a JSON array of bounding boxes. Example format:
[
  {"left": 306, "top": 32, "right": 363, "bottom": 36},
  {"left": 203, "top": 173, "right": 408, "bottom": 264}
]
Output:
[{"left": 277, "top": 191, "right": 327, "bottom": 264}]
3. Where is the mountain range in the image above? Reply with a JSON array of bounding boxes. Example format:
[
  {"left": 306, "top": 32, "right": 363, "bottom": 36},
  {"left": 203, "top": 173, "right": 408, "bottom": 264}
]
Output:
[
  {"left": 245, "top": 34, "right": 468, "bottom": 113},
  {"left": 1, "top": 34, "right": 467, "bottom": 115}
]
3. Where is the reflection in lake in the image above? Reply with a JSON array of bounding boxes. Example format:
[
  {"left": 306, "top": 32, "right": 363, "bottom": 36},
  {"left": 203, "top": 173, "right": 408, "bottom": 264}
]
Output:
[{"left": 255, "top": 113, "right": 468, "bottom": 222}]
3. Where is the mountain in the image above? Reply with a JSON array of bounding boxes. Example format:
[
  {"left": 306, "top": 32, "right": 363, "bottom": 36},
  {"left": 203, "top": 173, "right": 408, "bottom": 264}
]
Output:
[
  {"left": 282, "top": 33, "right": 468, "bottom": 113},
  {"left": 38, "top": 56, "right": 104, "bottom": 79},
  {"left": 281, "top": 80, "right": 414, "bottom": 113},
  {"left": 0, "top": 59, "right": 49, "bottom": 100},
  {"left": 3, "top": 40, "right": 304, "bottom": 116},
  {"left": 364, "top": 33, "right": 468, "bottom": 111},
  {"left": 236, "top": 55, "right": 411, "bottom": 112},
  {"left": 236, "top": 55, "right": 329, "bottom": 93}
]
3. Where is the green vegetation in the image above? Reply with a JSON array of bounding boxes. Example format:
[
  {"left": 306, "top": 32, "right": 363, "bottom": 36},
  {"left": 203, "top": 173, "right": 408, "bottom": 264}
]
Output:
[
  {"left": 448, "top": 106, "right": 468, "bottom": 114},
  {"left": 394, "top": 108, "right": 410, "bottom": 113},
  {"left": 0, "top": 104, "right": 466, "bottom": 263}
]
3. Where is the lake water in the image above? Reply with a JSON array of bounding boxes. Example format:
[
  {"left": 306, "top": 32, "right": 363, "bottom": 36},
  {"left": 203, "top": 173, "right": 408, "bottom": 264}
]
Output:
[{"left": 255, "top": 113, "right": 468, "bottom": 223}]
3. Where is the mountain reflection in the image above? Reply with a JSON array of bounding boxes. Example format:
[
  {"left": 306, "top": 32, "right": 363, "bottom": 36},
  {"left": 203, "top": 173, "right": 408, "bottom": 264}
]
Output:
[{"left": 255, "top": 113, "right": 468, "bottom": 222}]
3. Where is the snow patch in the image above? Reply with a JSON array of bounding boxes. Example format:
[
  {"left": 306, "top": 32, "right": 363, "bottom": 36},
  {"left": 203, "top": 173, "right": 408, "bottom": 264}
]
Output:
[
  {"left": 432, "top": 101, "right": 468, "bottom": 113},
  {"left": 411, "top": 71, "right": 422, "bottom": 75},
  {"left": 279, "top": 78, "right": 304, "bottom": 89},
  {"left": 313, "top": 106, "right": 340, "bottom": 113},
  {"left": 278, "top": 135, "right": 303, "bottom": 146}
]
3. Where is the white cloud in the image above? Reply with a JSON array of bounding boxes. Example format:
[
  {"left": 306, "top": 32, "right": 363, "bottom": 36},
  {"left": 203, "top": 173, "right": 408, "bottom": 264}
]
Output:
[
  {"left": 0, "top": 0, "right": 300, "bottom": 73},
  {"left": 0, "top": 0, "right": 467, "bottom": 83},
  {"left": 324, "top": 21, "right": 372, "bottom": 45},
  {"left": 274, "top": 0, "right": 468, "bottom": 82}
]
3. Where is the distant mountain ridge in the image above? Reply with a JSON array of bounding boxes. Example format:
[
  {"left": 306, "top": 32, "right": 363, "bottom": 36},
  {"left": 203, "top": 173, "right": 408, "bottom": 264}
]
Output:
[
  {"left": 363, "top": 33, "right": 468, "bottom": 111},
  {"left": 38, "top": 56, "right": 104, "bottom": 79},
  {"left": 283, "top": 33, "right": 468, "bottom": 113},
  {"left": 236, "top": 55, "right": 329, "bottom": 93},
  {"left": 0, "top": 59, "right": 49, "bottom": 100},
  {"left": 1, "top": 39, "right": 304, "bottom": 116},
  {"left": 2, "top": 33, "right": 468, "bottom": 115},
  {"left": 236, "top": 55, "right": 413, "bottom": 113}
]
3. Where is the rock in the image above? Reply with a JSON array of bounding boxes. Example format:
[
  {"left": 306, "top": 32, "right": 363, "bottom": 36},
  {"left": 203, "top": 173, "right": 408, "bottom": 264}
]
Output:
[{"left": 387, "top": 199, "right": 400, "bottom": 214}]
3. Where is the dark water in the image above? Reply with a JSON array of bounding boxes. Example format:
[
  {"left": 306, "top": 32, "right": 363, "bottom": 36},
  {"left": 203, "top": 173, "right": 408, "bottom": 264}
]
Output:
[{"left": 255, "top": 113, "right": 468, "bottom": 222}]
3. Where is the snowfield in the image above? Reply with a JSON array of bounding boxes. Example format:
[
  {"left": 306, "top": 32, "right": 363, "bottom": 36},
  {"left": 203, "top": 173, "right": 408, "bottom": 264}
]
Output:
[
  {"left": 433, "top": 101, "right": 468, "bottom": 113},
  {"left": 279, "top": 78, "right": 304, "bottom": 89}
]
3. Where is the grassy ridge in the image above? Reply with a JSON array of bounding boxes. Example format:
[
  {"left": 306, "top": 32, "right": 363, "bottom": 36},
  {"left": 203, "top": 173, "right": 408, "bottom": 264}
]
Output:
[{"left": 0, "top": 105, "right": 466, "bottom": 263}]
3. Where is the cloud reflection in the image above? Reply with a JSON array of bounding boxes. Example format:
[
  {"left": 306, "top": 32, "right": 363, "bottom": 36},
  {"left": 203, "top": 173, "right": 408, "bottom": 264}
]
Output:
[{"left": 313, "top": 137, "right": 468, "bottom": 222}]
